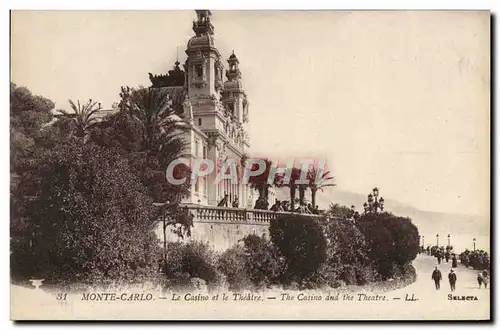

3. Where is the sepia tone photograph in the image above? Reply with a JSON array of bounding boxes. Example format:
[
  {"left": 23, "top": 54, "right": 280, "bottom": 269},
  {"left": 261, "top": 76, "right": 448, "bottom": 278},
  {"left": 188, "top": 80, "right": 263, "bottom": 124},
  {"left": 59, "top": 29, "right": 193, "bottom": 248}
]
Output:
[{"left": 9, "top": 9, "right": 491, "bottom": 321}]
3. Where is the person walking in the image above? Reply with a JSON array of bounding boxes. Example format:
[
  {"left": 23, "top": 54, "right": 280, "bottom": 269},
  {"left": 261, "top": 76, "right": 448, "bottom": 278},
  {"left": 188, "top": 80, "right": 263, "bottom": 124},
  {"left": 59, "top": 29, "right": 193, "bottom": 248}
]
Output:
[
  {"left": 448, "top": 269, "right": 457, "bottom": 292},
  {"left": 482, "top": 271, "right": 489, "bottom": 289},
  {"left": 477, "top": 272, "right": 484, "bottom": 288},
  {"left": 432, "top": 267, "right": 442, "bottom": 290}
]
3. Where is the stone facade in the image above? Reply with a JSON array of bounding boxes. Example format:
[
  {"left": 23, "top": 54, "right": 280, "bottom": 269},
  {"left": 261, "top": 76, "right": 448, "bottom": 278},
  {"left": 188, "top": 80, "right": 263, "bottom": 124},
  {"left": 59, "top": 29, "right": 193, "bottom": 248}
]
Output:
[{"left": 150, "top": 10, "right": 251, "bottom": 209}]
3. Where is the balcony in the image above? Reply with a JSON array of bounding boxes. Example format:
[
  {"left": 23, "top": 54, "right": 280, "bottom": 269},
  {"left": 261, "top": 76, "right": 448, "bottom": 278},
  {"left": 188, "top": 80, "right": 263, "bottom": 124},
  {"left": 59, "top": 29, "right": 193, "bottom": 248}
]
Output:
[
  {"left": 176, "top": 204, "right": 322, "bottom": 225},
  {"left": 153, "top": 203, "right": 326, "bottom": 251}
]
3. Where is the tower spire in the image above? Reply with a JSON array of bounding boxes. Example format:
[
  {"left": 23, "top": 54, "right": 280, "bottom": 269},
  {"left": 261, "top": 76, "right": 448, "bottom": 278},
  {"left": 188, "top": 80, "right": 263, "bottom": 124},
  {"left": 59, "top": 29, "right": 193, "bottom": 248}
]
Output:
[
  {"left": 226, "top": 52, "right": 241, "bottom": 81},
  {"left": 193, "top": 10, "right": 214, "bottom": 36}
]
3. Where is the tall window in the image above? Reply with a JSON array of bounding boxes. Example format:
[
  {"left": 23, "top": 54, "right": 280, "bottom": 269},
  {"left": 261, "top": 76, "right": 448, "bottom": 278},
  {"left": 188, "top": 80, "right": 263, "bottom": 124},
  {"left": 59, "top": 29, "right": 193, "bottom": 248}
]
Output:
[{"left": 195, "top": 65, "right": 203, "bottom": 77}]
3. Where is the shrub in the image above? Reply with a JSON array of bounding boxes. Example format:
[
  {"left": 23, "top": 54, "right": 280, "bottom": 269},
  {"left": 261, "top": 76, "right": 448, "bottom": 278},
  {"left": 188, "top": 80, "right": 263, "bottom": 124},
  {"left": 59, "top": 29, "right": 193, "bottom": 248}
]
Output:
[
  {"left": 269, "top": 214, "right": 327, "bottom": 285},
  {"left": 324, "top": 216, "right": 375, "bottom": 285},
  {"left": 242, "top": 234, "right": 286, "bottom": 288},
  {"left": 383, "top": 215, "right": 420, "bottom": 266},
  {"left": 164, "top": 241, "right": 224, "bottom": 290},
  {"left": 217, "top": 235, "right": 285, "bottom": 291},
  {"left": 218, "top": 245, "right": 252, "bottom": 291},
  {"left": 357, "top": 212, "right": 419, "bottom": 279}
]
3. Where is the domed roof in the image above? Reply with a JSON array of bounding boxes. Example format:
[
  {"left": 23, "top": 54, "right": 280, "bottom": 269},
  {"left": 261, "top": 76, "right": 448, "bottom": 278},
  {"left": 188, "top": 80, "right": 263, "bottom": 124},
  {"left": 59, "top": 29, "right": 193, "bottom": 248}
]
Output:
[{"left": 187, "top": 34, "right": 215, "bottom": 49}]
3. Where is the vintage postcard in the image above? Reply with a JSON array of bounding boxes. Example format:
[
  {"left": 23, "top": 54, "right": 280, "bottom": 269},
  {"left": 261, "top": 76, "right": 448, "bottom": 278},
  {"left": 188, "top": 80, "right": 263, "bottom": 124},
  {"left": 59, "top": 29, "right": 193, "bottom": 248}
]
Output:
[{"left": 10, "top": 10, "right": 490, "bottom": 320}]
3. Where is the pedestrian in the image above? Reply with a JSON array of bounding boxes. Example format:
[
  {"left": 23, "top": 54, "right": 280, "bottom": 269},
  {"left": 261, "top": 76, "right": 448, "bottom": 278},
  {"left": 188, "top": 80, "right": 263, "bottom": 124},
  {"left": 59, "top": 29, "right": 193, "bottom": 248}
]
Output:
[
  {"left": 477, "top": 272, "right": 484, "bottom": 288},
  {"left": 432, "top": 267, "right": 442, "bottom": 290},
  {"left": 437, "top": 255, "right": 442, "bottom": 264},
  {"left": 482, "top": 272, "right": 489, "bottom": 289},
  {"left": 448, "top": 269, "right": 457, "bottom": 292},
  {"left": 451, "top": 255, "right": 458, "bottom": 268}
]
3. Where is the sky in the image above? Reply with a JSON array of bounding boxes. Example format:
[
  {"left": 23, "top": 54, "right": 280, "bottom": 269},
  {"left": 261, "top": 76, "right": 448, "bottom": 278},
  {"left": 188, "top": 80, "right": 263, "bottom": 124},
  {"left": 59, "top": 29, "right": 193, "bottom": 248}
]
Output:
[{"left": 10, "top": 10, "right": 490, "bottom": 216}]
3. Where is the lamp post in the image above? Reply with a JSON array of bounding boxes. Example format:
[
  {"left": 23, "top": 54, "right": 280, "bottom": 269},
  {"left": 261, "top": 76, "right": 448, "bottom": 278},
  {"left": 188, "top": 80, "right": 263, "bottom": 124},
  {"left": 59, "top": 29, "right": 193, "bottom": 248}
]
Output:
[
  {"left": 447, "top": 234, "right": 451, "bottom": 247},
  {"left": 473, "top": 237, "right": 476, "bottom": 251},
  {"left": 422, "top": 235, "right": 425, "bottom": 248},
  {"left": 363, "top": 187, "right": 385, "bottom": 214},
  {"left": 436, "top": 233, "right": 439, "bottom": 246}
]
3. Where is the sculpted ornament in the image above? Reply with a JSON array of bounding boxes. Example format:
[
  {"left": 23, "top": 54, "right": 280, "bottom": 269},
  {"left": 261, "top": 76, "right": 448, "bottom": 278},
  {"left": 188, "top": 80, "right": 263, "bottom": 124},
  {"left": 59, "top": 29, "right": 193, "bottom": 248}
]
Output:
[{"left": 183, "top": 95, "right": 193, "bottom": 124}]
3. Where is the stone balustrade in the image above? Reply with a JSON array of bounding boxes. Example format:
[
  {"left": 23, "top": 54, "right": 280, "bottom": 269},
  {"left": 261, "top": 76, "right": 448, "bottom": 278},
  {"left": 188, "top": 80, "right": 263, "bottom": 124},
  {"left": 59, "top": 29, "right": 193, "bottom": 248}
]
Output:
[{"left": 179, "top": 204, "right": 322, "bottom": 224}]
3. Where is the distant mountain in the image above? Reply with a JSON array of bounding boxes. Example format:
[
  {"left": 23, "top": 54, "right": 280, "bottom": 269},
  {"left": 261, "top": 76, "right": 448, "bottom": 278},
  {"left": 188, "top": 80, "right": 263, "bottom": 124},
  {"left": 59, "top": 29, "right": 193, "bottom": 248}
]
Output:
[{"left": 273, "top": 187, "right": 489, "bottom": 238}]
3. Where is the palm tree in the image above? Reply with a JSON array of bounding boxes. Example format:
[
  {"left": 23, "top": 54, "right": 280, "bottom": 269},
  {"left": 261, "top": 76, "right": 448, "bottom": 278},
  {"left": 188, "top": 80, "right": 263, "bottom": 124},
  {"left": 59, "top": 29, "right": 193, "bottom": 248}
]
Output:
[
  {"left": 308, "top": 169, "right": 335, "bottom": 207},
  {"left": 285, "top": 167, "right": 301, "bottom": 210},
  {"left": 57, "top": 99, "right": 101, "bottom": 142},
  {"left": 248, "top": 158, "right": 273, "bottom": 207},
  {"left": 119, "top": 85, "right": 190, "bottom": 268},
  {"left": 123, "top": 86, "right": 187, "bottom": 155},
  {"left": 298, "top": 182, "right": 308, "bottom": 206}
]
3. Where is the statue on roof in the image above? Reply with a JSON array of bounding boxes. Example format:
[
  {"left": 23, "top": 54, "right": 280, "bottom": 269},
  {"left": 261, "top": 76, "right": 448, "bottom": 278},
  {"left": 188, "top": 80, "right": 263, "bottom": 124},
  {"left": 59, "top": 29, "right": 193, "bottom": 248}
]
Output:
[{"left": 183, "top": 95, "right": 193, "bottom": 124}]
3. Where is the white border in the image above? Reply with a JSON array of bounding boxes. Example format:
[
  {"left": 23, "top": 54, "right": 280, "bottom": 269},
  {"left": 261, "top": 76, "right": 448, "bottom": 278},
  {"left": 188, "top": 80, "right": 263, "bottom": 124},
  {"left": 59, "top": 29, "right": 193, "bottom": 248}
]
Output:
[{"left": 3, "top": 1, "right": 497, "bottom": 328}]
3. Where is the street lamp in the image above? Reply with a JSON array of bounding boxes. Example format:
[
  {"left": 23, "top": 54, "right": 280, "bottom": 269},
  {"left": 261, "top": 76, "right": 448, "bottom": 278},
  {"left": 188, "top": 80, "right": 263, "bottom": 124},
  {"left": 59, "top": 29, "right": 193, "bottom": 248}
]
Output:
[
  {"left": 473, "top": 237, "right": 476, "bottom": 251},
  {"left": 364, "top": 187, "right": 385, "bottom": 214},
  {"left": 447, "top": 234, "right": 451, "bottom": 247},
  {"left": 422, "top": 235, "right": 425, "bottom": 247},
  {"left": 436, "top": 233, "right": 439, "bottom": 246}
]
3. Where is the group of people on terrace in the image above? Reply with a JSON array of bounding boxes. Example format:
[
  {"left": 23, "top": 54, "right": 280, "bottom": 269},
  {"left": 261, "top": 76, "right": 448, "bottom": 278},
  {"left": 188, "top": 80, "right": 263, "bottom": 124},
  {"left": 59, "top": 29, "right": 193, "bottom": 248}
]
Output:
[{"left": 217, "top": 194, "right": 320, "bottom": 214}]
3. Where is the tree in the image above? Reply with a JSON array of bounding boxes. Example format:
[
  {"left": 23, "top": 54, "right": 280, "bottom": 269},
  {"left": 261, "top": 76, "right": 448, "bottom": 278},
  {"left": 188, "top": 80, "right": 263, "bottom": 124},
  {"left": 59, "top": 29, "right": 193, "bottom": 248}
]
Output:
[
  {"left": 57, "top": 99, "right": 101, "bottom": 142},
  {"left": 91, "top": 86, "right": 192, "bottom": 272},
  {"left": 91, "top": 86, "right": 191, "bottom": 204},
  {"left": 323, "top": 215, "right": 374, "bottom": 285},
  {"left": 12, "top": 139, "right": 160, "bottom": 284},
  {"left": 120, "top": 85, "right": 187, "bottom": 160},
  {"left": 357, "top": 212, "right": 419, "bottom": 279},
  {"left": 10, "top": 83, "right": 57, "bottom": 271},
  {"left": 10, "top": 82, "right": 55, "bottom": 173},
  {"left": 247, "top": 158, "right": 274, "bottom": 205},
  {"left": 285, "top": 167, "right": 301, "bottom": 210},
  {"left": 308, "top": 169, "right": 335, "bottom": 207},
  {"left": 297, "top": 182, "right": 308, "bottom": 206},
  {"left": 269, "top": 214, "right": 327, "bottom": 285}
]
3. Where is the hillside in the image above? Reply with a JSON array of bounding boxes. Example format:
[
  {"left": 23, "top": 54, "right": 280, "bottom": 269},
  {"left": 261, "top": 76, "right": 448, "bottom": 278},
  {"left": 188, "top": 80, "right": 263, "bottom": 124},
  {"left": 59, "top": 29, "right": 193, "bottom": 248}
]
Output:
[{"left": 273, "top": 187, "right": 489, "bottom": 242}]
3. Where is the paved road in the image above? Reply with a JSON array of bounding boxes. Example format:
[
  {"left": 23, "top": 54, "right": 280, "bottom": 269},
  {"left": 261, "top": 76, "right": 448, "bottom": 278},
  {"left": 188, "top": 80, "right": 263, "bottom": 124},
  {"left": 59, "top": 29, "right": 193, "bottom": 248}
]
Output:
[
  {"left": 384, "top": 254, "right": 491, "bottom": 320},
  {"left": 402, "top": 254, "right": 490, "bottom": 293}
]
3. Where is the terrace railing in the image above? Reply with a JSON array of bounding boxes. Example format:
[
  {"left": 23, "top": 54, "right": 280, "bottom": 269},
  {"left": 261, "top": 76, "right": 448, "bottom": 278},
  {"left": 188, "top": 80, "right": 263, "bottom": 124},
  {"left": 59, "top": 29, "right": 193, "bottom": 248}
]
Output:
[{"left": 157, "top": 203, "right": 323, "bottom": 224}]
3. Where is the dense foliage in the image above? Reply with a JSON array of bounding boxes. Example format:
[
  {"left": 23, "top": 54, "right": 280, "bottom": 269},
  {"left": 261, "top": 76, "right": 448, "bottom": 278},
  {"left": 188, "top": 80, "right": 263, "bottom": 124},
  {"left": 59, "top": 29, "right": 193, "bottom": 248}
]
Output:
[
  {"left": 218, "top": 234, "right": 286, "bottom": 290},
  {"left": 357, "top": 212, "right": 419, "bottom": 279},
  {"left": 269, "top": 214, "right": 327, "bottom": 285},
  {"left": 12, "top": 140, "right": 160, "bottom": 285},
  {"left": 163, "top": 241, "right": 224, "bottom": 290},
  {"left": 10, "top": 83, "right": 190, "bottom": 285},
  {"left": 10, "top": 83, "right": 420, "bottom": 292}
]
